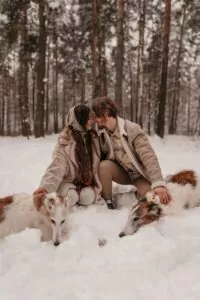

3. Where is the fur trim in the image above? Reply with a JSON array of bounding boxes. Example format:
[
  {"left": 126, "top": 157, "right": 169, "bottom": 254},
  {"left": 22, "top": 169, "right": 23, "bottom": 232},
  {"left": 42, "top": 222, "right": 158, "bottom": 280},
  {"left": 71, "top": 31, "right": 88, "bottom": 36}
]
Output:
[
  {"left": 151, "top": 180, "right": 166, "bottom": 189},
  {"left": 58, "top": 128, "right": 73, "bottom": 145}
]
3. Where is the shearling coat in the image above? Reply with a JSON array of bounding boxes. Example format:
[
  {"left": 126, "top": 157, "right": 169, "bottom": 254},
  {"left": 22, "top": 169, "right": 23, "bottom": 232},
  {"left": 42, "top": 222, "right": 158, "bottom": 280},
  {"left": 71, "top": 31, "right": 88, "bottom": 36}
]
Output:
[
  {"left": 96, "top": 117, "right": 165, "bottom": 189},
  {"left": 38, "top": 127, "right": 102, "bottom": 202}
]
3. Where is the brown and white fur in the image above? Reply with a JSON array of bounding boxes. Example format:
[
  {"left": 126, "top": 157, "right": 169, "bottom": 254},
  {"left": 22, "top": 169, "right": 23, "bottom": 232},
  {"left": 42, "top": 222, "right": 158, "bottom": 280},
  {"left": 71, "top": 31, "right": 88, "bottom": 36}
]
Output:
[
  {"left": 119, "top": 170, "right": 200, "bottom": 237},
  {"left": 0, "top": 192, "right": 70, "bottom": 246}
]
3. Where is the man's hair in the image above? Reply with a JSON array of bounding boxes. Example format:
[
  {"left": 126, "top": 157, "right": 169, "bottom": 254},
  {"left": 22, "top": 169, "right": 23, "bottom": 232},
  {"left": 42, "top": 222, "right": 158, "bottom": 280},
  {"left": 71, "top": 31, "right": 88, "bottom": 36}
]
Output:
[{"left": 92, "top": 96, "right": 119, "bottom": 118}]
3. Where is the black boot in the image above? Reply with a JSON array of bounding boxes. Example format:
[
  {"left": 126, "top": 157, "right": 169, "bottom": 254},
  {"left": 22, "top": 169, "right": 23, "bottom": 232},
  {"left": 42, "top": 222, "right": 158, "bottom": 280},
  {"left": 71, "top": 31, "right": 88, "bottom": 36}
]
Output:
[{"left": 106, "top": 199, "right": 115, "bottom": 210}]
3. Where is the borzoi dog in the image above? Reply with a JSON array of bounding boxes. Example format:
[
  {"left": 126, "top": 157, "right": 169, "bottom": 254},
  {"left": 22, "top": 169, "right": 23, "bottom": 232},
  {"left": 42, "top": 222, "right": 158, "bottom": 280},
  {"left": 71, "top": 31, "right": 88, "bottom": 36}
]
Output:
[
  {"left": 119, "top": 170, "right": 200, "bottom": 237},
  {"left": 0, "top": 192, "right": 69, "bottom": 246}
]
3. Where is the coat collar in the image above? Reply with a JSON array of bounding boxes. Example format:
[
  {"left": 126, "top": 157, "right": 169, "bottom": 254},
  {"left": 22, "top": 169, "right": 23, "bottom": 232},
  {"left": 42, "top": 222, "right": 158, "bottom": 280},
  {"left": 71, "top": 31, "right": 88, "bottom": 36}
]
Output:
[{"left": 117, "top": 117, "right": 128, "bottom": 137}]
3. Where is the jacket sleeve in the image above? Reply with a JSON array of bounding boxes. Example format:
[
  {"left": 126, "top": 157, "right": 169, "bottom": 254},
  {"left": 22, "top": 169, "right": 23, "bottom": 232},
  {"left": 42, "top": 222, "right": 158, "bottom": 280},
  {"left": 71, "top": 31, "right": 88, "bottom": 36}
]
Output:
[
  {"left": 38, "top": 143, "right": 69, "bottom": 193},
  {"left": 132, "top": 126, "right": 166, "bottom": 189}
]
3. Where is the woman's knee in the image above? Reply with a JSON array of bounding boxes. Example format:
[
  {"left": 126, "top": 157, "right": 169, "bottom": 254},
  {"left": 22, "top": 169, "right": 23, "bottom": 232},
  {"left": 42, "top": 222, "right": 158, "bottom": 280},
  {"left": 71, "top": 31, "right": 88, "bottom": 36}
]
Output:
[
  {"left": 67, "top": 189, "right": 79, "bottom": 207},
  {"left": 79, "top": 187, "right": 95, "bottom": 206}
]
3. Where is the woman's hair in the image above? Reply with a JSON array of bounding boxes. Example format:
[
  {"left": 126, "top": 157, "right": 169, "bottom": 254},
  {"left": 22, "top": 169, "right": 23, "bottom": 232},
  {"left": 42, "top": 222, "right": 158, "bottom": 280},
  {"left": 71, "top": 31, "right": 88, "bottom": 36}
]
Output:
[
  {"left": 70, "top": 105, "right": 93, "bottom": 188},
  {"left": 74, "top": 105, "right": 90, "bottom": 128},
  {"left": 71, "top": 129, "right": 93, "bottom": 189},
  {"left": 92, "top": 96, "right": 119, "bottom": 118}
]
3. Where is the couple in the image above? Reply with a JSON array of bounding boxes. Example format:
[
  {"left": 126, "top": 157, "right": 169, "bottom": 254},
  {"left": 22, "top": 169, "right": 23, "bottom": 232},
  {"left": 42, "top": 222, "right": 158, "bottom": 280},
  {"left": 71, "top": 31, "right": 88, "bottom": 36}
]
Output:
[{"left": 34, "top": 97, "right": 171, "bottom": 210}]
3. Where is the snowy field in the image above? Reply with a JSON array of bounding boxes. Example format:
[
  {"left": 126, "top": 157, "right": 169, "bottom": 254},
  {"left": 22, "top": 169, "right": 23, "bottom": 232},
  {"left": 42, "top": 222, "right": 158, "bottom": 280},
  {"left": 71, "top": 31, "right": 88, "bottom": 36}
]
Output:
[{"left": 0, "top": 135, "right": 200, "bottom": 300}]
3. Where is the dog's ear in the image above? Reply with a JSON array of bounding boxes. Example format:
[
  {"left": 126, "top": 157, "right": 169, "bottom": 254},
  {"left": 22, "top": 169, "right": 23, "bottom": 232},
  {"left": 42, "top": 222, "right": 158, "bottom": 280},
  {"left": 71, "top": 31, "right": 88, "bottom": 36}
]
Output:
[
  {"left": 145, "top": 191, "right": 155, "bottom": 202},
  {"left": 148, "top": 203, "right": 161, "bottom": 216},
  {"left": 140, "top": 196, "right": 147, "bottom": 203},
  {"left": 43, "top": 196, "right": 55, "bottom": 211},
  {"left": 63, "top": 196, "right": 70, "bottom": 208}
]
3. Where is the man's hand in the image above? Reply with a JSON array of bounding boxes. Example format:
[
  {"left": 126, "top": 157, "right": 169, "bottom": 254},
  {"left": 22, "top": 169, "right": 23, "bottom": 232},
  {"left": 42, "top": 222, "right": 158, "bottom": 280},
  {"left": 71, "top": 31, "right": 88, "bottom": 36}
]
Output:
[
  {"left": 33, "top": 188, "right": 47, "bottom": 210},
  {"left": 153, "top": 186, "right": 171, "bottom": 205}
]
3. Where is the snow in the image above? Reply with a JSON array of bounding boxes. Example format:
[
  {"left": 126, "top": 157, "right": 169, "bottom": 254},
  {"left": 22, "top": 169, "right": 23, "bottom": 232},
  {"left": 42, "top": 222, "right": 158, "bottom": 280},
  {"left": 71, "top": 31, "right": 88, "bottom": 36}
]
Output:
[
  {"left": 0, "top": 134, "right": 200, "bottom": 300},
  {"left": 0, "top": 14, "right": 8, "bottom": 24}
]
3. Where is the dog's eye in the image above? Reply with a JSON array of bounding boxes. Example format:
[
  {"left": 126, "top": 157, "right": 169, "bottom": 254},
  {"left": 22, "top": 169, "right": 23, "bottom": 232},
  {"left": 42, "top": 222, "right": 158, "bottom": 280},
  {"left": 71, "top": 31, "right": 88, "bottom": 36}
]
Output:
[
  {"left": 51, "top": 219, "right": 55, "bottom": 225},
  {"left": 60, "top": 220, "right": 65, "bottom": 225},
  {"left": 133, "top": 216, "right": 139, "bottom": 221}
]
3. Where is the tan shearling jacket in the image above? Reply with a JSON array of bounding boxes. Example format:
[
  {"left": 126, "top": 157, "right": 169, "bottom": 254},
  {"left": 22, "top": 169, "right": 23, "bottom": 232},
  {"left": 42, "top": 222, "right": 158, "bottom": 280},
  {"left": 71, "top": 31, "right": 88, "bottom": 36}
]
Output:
[
  {"left": 96, "top": 117, "right": 165, "bottom": 189},
  {"left": 38, "top": 128, "right": 102, "bottom": 202}
]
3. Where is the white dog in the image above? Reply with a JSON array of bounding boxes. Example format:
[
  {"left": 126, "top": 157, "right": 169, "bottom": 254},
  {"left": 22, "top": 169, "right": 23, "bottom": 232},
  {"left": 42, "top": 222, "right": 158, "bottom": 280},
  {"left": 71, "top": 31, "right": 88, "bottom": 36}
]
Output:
[
  {"left": 119, "top": 170, "right": 200, "bottom": 237},
  {"left": 0, "top": 192, "right": 69, "bottom": 246}
]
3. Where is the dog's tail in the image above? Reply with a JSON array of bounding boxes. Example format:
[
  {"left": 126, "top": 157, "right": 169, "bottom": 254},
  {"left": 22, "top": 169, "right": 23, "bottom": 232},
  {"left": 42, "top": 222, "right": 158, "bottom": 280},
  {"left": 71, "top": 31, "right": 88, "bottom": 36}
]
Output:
[{"left": 0, "top": 195, "right": 13, "bottom": 221}]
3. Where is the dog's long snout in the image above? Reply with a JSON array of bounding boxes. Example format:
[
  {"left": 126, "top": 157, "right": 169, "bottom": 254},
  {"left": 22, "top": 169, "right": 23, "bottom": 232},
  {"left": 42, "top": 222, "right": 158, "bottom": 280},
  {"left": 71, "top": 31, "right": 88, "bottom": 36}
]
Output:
[
  {"left": 54, "top": 240, "right": 60, "bottom": 246},
  {"left": 119, "top": 232, "right": 125, "bottom": 238}
]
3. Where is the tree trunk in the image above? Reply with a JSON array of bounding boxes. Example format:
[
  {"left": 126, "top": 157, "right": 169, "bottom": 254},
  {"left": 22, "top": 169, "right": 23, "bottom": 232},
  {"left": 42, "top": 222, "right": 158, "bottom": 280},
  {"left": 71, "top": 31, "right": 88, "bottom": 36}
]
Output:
[
  {"left": 156, "top": 0, "right": 171, "bottom": 138},
  {"left": 128, "top": 60, "right": 134, "bottom": 122},
  {"left": 91, "top": 0, "right": 100, "bottom": 98},
  {"left": 99, "top": 49, "right": 107, "bottom": 97},
  {"left": 34, "top": 0, "right": 46, "bottom": 138},
  {"left": 169, "top": 4, "right": 186, "bottom": 134},
  {"left": 80, "top": 68, "right": 86, "bottom": 104},
  {"left": 53, "top": 10, "right": 59, "bottom": 134},
  {"left": 196, "top": 96, "right": 200, "bottom": 135},
  {"left": 137, "top": 0, "right": 146, "bottom": 127},
  {"left": 72, "top": 68, "right": 76, "bottom": 106},
  {"left": 18, "top": 5, "right": 30, "bottom": 137},
  {"left": 0, "top": 67, "right": 5, "bottom": 135},
  {"left": 147, "top": 75, "right": 152, "bottom": 135},
  {"left": 98, "top": 2, "right": 107, "bottom": 97},
  {"left": 32, "top": 64, "right": 36, "bottom": 123},
  {"left": 45, "top": 8, "right": 52, "bottom": 134},
  {"left": 147, "top": 20, "right": 162, "bottom": 133},
  {"left": 62, "top": 77, "right": 67, "bottom": 128},
  {"left": 13, "top": 58, "right": 19, "bottom": 136},
  {"left": 6, "top": 71, "right": 11, "bottom": 135},
  {"left": 115, "top": 0, "right": 125, "bottom": 111},
  {"left": 187, "top": 69, "right": 191, "bottom": 136},
  {"left": 45, "top": 36, "right": 50, "bottom": 133}
]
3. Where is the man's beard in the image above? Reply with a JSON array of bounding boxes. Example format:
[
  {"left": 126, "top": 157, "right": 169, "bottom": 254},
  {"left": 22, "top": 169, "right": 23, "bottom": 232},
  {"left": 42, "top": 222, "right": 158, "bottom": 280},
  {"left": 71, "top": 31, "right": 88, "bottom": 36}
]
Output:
[
  {"left": 98, "top": 124, "right": 107, "bottom": 129},
  {"left": 98, "top": 124, "right": 105, "bottom": 129}
]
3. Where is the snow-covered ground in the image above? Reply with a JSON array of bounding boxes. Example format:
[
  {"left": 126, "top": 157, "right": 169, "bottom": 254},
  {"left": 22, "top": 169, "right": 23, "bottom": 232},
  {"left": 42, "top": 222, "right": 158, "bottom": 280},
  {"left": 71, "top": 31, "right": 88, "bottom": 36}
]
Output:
[{"left": 0, "top": 135, "right": 200, "bottom": 300}]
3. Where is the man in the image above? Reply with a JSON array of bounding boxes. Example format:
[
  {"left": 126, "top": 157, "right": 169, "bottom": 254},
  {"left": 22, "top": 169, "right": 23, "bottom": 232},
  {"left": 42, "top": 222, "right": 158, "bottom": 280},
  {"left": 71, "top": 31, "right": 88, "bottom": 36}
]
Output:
[{"left": 92, "top": 96, "right": 171, "bottom": 209}]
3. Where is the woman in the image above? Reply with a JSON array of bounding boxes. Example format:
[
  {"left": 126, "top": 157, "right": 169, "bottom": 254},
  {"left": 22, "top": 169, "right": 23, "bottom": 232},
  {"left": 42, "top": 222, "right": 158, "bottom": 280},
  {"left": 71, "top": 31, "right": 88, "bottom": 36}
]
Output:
[
  {"left": 33, "top": 105, "right": 102, "bottom": 209},
  {"left": 92, "top": 97, "right": 171, "bottom": 209}
]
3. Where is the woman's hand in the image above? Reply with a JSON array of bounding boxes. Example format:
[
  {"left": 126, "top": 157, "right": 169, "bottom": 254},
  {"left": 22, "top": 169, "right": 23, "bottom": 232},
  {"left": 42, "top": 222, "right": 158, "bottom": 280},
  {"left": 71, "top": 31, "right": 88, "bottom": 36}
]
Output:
[
  {"left": 33, "top": 188, "right": 47, "bottom": 210},
  {"left": 153, "top": 186, "right": 171, "bottom": 205}
]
